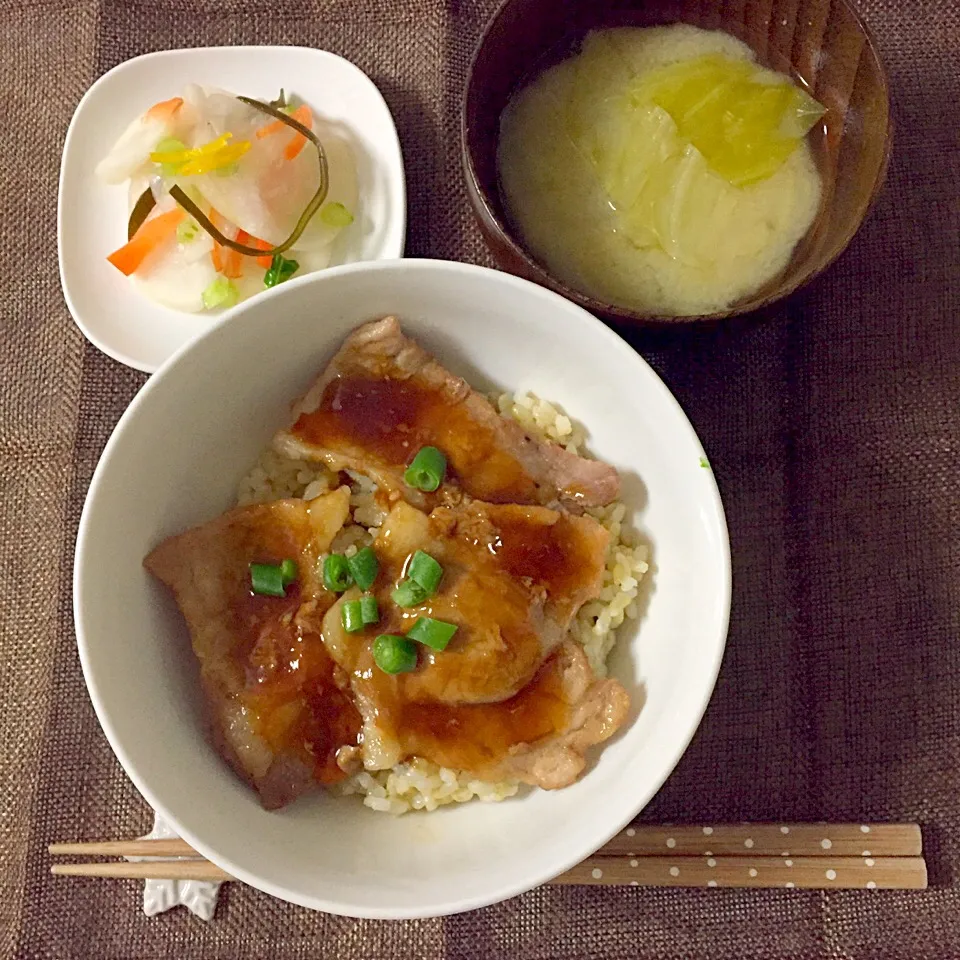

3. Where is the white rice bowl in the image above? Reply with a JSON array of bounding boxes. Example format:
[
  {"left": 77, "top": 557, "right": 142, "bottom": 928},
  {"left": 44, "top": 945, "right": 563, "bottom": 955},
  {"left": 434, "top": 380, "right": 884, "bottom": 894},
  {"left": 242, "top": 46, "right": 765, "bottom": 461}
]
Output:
[{"left": 74, "top": 259, "right": 729, "bottom": 918}]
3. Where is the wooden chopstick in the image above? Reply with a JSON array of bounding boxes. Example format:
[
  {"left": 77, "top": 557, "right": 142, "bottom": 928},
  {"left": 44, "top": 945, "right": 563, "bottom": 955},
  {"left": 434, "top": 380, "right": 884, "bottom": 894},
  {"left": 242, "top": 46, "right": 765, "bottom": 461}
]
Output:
[
  {"left": 48, "top": 822, "right": 919, "bottom": 861},
  {"left": 51, "top": 860, "right": 233, "bottom": 881},
  {"left": 49, "top": 823, "right": 927, "bottom": 890},
  {"left": 554, "top": 855, "right": 928, "bottom": 889},
  {"left": 49, "top": 839, "right": 199, "bottom": 858},
  {"left": 49, "top": 855, "right": 928, "bottom": 890},
  {"left": 598, "top": 822, "right": 922, "bottom": 858}
]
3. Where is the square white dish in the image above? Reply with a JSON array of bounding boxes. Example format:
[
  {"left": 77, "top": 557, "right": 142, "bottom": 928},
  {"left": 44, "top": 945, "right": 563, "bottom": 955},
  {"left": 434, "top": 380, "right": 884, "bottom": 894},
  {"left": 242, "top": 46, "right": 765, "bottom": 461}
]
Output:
[{"left": 59, "top": 46, "right": 406, "bottom": 373}]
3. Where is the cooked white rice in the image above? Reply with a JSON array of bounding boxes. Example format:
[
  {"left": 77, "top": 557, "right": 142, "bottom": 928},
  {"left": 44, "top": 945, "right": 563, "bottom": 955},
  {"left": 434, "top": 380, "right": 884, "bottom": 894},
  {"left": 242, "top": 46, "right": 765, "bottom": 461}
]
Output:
[{"left": 238, "top": 391, "right": 648, "bottom": 813}]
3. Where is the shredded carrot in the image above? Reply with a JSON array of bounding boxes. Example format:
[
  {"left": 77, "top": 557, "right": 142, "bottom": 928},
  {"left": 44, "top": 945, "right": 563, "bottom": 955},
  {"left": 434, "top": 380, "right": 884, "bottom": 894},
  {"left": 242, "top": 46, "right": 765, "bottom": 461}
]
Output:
[
  {"left": 209, "top": 209, "right": 225, "bottom": 274},
  {"left": 145, "top": 97, "right": 184, "bottom": 123},
  {"left": 251, "top": 236, "right": 273, "bottom": 268},
  {"left": 255, "top": 104, "right": 313, "bottom": 161},
  {"left": 210, "top": 207, "right": 249, "bottom": 280},
  {"left": 221, "top": 229, "right": 249, "bottom": 279},
  {"left": 209, "top": 209, "right": 271, "bottom": 275},
  {"left": 284, "top": 105, "right": 313, "bottom": 160},
  {"left": 256, "top": 118, "right": 284, "bottom": 140},
  {"left": 106, "top": 208, "right": 185, "bottom": 276}
]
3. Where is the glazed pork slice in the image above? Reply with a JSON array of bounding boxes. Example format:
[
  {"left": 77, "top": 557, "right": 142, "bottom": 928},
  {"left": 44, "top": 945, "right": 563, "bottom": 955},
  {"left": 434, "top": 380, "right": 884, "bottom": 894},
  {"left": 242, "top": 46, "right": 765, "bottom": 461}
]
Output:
[
  {"left": 462, "top": 641, "right": 629, "bottom": 788},
  {"left": 144, "top": 488, "right": 363, "bottom": 810},
  {"left": 491, "top": 643, "right": 629, "bottom": 788},
  {"left": 321, "top": 498, "right": 629, "bottom": 787},
  {"left": 273, "top": 316, "right": 620, "bottom": 509}
]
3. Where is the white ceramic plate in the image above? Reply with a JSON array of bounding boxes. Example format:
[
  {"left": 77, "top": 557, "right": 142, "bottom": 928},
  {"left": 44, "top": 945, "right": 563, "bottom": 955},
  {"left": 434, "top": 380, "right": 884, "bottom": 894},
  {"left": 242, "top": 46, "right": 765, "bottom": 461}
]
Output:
[
  {"left": 74, "top": 259, "right": 730, "bottom": 918},
  {"left": 59, "top": 46, "right": 406, "bottom": 373}
]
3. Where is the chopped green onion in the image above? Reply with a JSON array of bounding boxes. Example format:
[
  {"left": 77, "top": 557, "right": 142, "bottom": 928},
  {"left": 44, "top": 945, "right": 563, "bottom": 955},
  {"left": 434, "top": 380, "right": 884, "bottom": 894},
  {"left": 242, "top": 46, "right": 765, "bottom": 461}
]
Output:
[
  {"left": 373, "top": 634, "right": 418, "bottom": 674},
  {"left": 214, "top": 162, "right": 240, "bottom": 177},
  {"left": 347, "top": 546, "right": 378, "bottom": 591},
  {"left": 176, "top": 219, "right": 199, "bottom": 243},
  {"left": 154, "top": 136, "right": 189, "bottom": 176},
  {"left": 264, "top": 252, "right": 300, "bottom": 288},
  {"left": 404, "top": 446, "right": 447, "bottom": 492},
  {"left": 280, "top": 558, "right": 298, "bottom": 586},
  {"left": 359, "top": 594, "right": 379, "bottom": 625},
  {"left": 391, "top": 578, "right": 428, "bottom": 608},
  {"left": 320, "top": 201, "right": 355, "bottom": 228},
  {"left": 155, "top": 136, "right": 188, "bottom": 154},
  {"left": 408, "top": 550, "right": 442, "bottom": 594},
  {"left": 406, "top": 617, "right": 458, "bottom": 651},
  {"left": 201, "top": 277, "right": 239, "bottom": 310},
  {"left": 323, "top": 554, "right": 353, "bottom": 592},
  {"left": 341, "top": 599, "right": 364, "bottom": 633},
  {"left": 249, "top": 562, "right": 286, "bottom": 597},
  {"left": 127, "top": 188, "right": 157, "bottom": 240}
]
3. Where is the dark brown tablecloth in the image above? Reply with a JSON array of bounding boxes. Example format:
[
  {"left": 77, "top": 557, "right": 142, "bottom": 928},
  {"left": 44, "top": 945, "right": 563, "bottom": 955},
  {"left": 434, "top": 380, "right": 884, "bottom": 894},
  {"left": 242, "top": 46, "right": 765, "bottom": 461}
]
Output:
[{"left": 3, "top": 0, "right": 959, "bottom": 956}]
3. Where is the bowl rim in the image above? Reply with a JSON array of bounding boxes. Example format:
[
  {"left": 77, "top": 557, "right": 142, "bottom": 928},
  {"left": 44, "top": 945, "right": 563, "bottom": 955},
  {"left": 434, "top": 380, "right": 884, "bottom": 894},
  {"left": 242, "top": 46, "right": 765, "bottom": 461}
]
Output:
[
  {"left": 74, "top": 257, "right": 732, "bottom": 917},
  {"left": 460, "top": 0, "right": 893, "bottom": 326}
]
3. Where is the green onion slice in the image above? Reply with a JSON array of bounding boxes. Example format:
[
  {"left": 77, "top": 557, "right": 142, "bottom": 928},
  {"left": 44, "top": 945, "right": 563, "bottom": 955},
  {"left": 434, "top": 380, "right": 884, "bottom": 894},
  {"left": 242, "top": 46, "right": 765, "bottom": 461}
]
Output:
[
  {"left": 359, "top": 594, "right": 379, "bottom": 625},
  {"left": 323, "top": 554, "right": 353, "bottom": 593},
  {"left": 406, "top": 617, "right": 458, "bottom": 651},
  {"left": 403, "top": 446, "right": 447, "bottom": 493},
  {"left": 154, "top": 136, "right": 190, "bottom": 176},
  {"left": 169, "top": 95, "right": 328, "bottom": 258},
  {"left": 176, "top": 219, "right": 199, "bottom": 243},
  {"left": 127, "top": 187, "right": 157, "bottom": 240},
  {"left": 373, "top": 634, "right": 418, "bottom": 674},
  {"left": 201, "top": 276, "right": 238, "bottom": 310},
  {"left": 249, "top": 562, "right": 286, "bottom": 597},
  {"left": 341, "top": 599, "right": 364, "bottom": 633},
  {"left": 347, "top": 547, "right": 379, "bottom": 591},
  {"left": 408, "top": 550, "right": 442, "bottom": 594},
  {"left": 391, "top": 578, "right": 428, "bottom": 608},
  {"left": 280, "top": 558, "right": 298, "bottom": 586},
  {"left": 263, "top": 252, "right": 299, "bottom": 287},
  {"left": 319, "top": 201, "right": 354, "bottom": 227}
]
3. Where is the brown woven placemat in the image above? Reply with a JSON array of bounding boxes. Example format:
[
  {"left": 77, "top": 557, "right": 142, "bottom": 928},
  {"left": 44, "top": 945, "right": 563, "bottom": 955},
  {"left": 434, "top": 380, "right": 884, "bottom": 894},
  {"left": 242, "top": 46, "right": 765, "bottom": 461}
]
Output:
[{"left": 2, "top": 0, "right": 959, "bottom": 957}]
